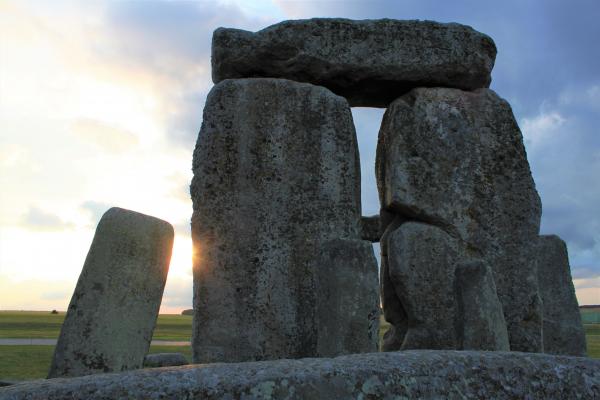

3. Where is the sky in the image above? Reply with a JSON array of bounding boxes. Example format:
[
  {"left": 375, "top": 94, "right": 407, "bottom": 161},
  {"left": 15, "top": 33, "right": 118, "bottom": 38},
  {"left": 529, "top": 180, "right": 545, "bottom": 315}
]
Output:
[{"left": 1, "top": 0, "right": 599, "bottom": 312}]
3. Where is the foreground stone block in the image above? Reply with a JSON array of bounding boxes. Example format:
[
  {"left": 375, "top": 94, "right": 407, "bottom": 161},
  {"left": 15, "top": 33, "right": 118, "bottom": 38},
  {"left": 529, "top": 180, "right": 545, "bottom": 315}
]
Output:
[
  {"left": 212, "top": 19, "right": 497, "bottom": 107},
  {"left": 315, "top": 239, "right": 379, "bottom": 356},
  {"left": 376, "top": 87, "right": 542, "bottom": 352},
  {"left": 191, "top": 78, "right": 362, "bottom": 363},
  {"left": 537, "top": 235, "right": 587, "bottom": 356},
  {"left": 4, "top": 351, "right": 599, "bottom": 399},
  {"left": 48, "top": 208, "right": 173, "bottom": 378}
]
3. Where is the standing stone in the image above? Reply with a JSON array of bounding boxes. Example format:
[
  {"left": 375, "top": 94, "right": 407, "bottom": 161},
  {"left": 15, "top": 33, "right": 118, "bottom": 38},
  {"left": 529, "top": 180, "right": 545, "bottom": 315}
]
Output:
[
  {"left": 191, "top": 78, "right": 364, "bottom": 363},
  {"left": 315, "top": 239, "right": 379, "bottom": 357},
  {"left": 212, "top": 19, "right": 497, "bottom": 107},
  {"left": 455, "top": 260, "right": 510, "bottom": 351},
  {"left": 537, "top": 235, "right": 586, "bottom": 356},
  {"left": 376, "top": 87, "right": 542, "bottom": 352},
  {"left": 48, "top": 207, "right": 173, "bottom": 378}
]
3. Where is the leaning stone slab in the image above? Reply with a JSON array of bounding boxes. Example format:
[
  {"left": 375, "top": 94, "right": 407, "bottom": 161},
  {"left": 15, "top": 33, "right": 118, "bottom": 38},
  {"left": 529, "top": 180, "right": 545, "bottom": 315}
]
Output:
[
  {"left": 48, "top": 207, "right": 173, "bottom": 378},
  {"left": 315, "top": 239, "right": 379, "bottom": 356},
  {"left": 212, "top": 19, "right": 497, "bottom": 107},
  {"left": 376, "top": 87, "right": 542, "bottom": 352},
  {"left": 537, "top": 235, "right": 587, "bottom": 356},
  {"left": 191, "top": 78, "right": 362, "bottom": 363},
  {"left": 4, "top": 351, "right": 599, "bottom": 399},
  {"left": 143, "top": 353, "right": 188, "bottom": 368}
]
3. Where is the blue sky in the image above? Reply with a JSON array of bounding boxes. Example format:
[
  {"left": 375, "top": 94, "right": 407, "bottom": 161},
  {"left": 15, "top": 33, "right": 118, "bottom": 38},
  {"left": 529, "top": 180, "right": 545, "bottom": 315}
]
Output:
[{"left": 1, "top": 0, "right": 598, "bottom": 311}]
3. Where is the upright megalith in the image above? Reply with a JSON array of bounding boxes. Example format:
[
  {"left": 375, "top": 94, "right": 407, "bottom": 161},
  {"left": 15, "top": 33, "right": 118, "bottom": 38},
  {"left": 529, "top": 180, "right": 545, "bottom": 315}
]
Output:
[
  {"left": 536, "top": 235, "right": 586, "bottom": 356},
  {"left": 377, "top": 87, "right": 542, "bottom": 352},
  {"left": 191, "top": 78, "right": 375, "bottom": 363},
  {"left": 212, "top": 19, "right": 496, "bottom": 107},
  {"left": 48, "top": 207, "right": 173, "bottom": 378}
]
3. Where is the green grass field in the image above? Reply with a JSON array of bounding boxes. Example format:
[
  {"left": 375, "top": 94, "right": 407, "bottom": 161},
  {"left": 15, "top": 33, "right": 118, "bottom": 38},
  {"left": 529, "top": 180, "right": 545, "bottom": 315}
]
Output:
[
  {"left": 1, "top": 311, "right": 598, "bottom": 382},
  {"left": 0, "top": 311, "right": 192, "bottom": 341}
]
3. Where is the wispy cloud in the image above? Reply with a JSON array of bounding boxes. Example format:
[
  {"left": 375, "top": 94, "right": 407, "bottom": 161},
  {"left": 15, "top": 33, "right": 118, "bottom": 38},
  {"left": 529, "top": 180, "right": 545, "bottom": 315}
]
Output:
[{"left": 20, "top": 207, "right": 73, "bottom": 231}]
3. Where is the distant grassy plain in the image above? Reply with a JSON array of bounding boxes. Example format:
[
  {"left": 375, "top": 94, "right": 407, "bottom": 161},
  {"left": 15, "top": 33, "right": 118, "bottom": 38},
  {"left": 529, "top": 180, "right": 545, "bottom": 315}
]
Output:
[{"left": 1, "top": 311, "right": 598, "bottom": 382}]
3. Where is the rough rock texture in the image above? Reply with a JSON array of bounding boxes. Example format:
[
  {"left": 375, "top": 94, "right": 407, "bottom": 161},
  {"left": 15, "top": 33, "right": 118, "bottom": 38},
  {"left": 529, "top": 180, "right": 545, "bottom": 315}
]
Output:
[
  {"left": 456, "top": 260, "right": 510, "bottom": 351},
  {"left": 143, "top": 353, "right": 188, "bottom": 368},
  {"left": 359, "top": 215, "right": 380, "bottom": 242},
  {"left": 4, "top": 351, "right": 599, "bottom": 399},
  {"left": 376, "top": 87, "right": 542, "bottom": 352},
  {"left": 314, "top": 239, "right": 379, "bottom": 357},
  {"left": 386, "top": 222, "right": 462, "bottom": 350},
  {"left": 48, "top": 208, "right": 173, "bottom": 378},
  {"left": 191, "top": 78, "right": 364, "bottom": 363},
  {"left": 212, "top": 19, "right": 497, "bottom": 107},
  {"left": 537, "top": 235, "right": 587, "bottom": 356}
]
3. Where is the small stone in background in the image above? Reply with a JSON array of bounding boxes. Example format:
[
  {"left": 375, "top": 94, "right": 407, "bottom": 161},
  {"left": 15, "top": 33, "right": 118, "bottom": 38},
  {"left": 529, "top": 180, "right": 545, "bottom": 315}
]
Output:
[{"left": 144, "top": 353, "right": 189, "bottom": 368}]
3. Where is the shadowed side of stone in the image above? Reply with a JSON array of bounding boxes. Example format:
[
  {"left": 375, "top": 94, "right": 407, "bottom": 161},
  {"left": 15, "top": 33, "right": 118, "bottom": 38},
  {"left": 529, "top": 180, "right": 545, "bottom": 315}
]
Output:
[
  {"left": 190, "top": 78, "right": 362, "bottom": 363},
  {"left": 314, "top": 239, "right": 379, "bottom": 356},
  {"left": 212, "top": 19, "right": 496, "bottom": 107},
  {"left": 4, "top": 351, "right": 599, "bottom": 399},
  {"left": 48, "top": 207, "right": 174, "bottom": 378},
  {"left": 537, "top": 235, "right": 587, "bottom": 356}
]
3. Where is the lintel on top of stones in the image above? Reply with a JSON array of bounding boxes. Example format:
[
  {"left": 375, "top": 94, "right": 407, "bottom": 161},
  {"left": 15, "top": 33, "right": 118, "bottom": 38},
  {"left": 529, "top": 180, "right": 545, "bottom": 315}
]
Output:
[{"left": 212, "top": 18, "right": 497, "bottom": 108}]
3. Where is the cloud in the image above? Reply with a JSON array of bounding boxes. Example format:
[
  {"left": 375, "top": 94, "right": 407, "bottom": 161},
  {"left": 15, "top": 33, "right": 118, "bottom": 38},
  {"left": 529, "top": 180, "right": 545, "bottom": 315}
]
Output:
[
  {"left": 20, "top": 207, "right": 73, "bottom": 231},
  {"left": 521, "top": 111, "right": 566, "bottom": 148},
  {"left": 71, "top": 118, "right": 139, "bottom": 152},
  {"left": 80, "top": 201, "right": 112, "bottom": 226}
]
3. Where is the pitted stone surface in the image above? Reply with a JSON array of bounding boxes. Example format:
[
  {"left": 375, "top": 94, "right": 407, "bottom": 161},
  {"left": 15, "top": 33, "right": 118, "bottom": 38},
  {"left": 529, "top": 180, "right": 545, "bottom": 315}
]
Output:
[
  {"left": 4, "top": 351, "right": 599, "bottom": 399},
  {"left": 314, "top": 239, "right": 379, "bottom": 356},
  {"left": 212, "top": 19, "right": 497, "bottom": 107},
  {"left": 537, "top": 235, "right": 587, "bottom": 356},
  {"left": 48, "top": 207, "right": 173, "bottom": 378},
  {"left": 376, "top": 87, "right": 542, "bottom": 352},
  {"left": 191, "top": 78, "right": 363, "bottom": 363}
]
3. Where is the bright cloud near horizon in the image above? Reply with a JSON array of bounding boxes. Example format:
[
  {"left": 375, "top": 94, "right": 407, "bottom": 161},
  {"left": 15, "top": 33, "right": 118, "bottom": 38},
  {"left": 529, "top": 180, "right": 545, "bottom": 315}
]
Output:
[{"left": 1, "top": 0, "right": 599, "bottom": 313}]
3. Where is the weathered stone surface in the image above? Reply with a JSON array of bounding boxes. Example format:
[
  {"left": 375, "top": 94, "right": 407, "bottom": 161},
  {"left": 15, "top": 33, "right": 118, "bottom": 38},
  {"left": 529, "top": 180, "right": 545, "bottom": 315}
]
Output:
[
  {"left": 376, "top": 87, "right": 542, "bottom": 352},
  {"left": 191, "top": 78, "right": 362, "bottom": 363},
  {"left": 143, "top": 353, "right": 188, "bottom": 368},
  {"left": 315, "top": 239, "right": 379, "bottom": 357},
  {"left": 4, "top": 351, "right": 599, "bottom": 399},
  {"left": 386, "top": 222, "right": 462, "bottom": 350},
  {"left": 359, "top": 215, "right": 380, "bottom": 242},
  {"left": 537, "top": 235, "right": 587, "bottom": 356},
  {"left": 48, "top": 207, "right": 173, "bottom": 378},
  {"left": 456, "top": 260, "right": 510, "bottom": 351},
  {"left": 212, "top": 19, "right": 497, "bottom": 107}
]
